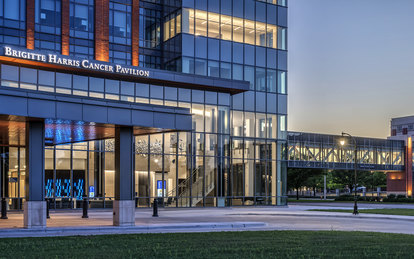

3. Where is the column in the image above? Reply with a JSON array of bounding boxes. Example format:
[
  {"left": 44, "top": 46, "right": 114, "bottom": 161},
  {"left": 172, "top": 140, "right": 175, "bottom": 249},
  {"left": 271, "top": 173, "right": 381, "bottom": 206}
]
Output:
[
  {"left": 24, "top": 121, "right": 46, "bottom": 229},
  {"left": 26, "top": 0, "right": 35, "bottom": 49},
  {"left": 113, "top": 126, "right": 135, "bottom": 226},
  {"left": 95, "top": 0, "right": 110, "bottom": 62},
  {"left": 61, "top": 0, "right": 70, "bottom": 55},
  {"left": 131, "top": 0, "right": 140, "bottom": 66}
]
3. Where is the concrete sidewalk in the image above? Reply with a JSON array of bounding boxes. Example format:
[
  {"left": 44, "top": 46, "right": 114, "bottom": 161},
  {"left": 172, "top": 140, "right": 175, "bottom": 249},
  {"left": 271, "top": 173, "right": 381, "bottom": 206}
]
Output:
[
  {"left": 0, "top": 206, "right": 413, "bottom": 237},
  {"left": 0, "top": 222, "right": 267, "bottom": 238}
]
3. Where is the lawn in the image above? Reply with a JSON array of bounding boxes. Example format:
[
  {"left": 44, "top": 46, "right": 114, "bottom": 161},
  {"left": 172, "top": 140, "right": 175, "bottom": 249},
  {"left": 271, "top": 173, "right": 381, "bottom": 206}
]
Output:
[
  {"left": 288, "top": 199, "right": 337, "bottom": 203},
  {"left": 288, "top": 199, "right": 414, "bottom": 204},
  {"left": 1, "top": 231, "right": 414, "bottom": 258},
  {"left": 309, "top": 208, "right": 414, "bottom": 216}
]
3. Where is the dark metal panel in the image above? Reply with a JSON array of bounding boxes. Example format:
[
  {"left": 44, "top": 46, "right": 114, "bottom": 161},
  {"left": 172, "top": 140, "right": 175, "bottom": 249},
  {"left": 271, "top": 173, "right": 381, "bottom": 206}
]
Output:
[
  {"left": 27, "top": 99, "right": 55, "bottom": 118},
  {"left": 154, "top": 113, "right": 174, "bottom": 129},
  {"left": 213, "top": 79, "right": 232, "bottom": 88},
  {"left": 152, "top": 70, "right": 175, "bottom": 82},
  {"left": 56, "top": 102, "right": 82, "bottom": 121},
  {"left": 0, "top": 95, "right": 28, "bottom": 116},
  {"left": 108, "top": 107, "right": 132, "bottom": 125},
  {"left": 174, "top": 74, "right": 195, "bottom": 85},
  {"left": 0, "top": 89, "right": 192, "bottom": 131},
  {"left": 131, "top": 110, "right": 154, "bottom": 127},
  {"left": 115, "top": 126, "right": 134, "bottom": 200},
  {"left": 25, "top": 121, "right": 45, "bottom": 201},
  {"left": 82, "top": 104, "right": 108, "bottom": 124}
]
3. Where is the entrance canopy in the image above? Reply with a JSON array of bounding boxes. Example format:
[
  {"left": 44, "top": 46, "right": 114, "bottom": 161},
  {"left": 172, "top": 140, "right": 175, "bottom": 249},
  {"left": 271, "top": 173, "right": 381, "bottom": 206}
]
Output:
[{"left": 0, "top": 88, "right": 192, "bottom": 146}]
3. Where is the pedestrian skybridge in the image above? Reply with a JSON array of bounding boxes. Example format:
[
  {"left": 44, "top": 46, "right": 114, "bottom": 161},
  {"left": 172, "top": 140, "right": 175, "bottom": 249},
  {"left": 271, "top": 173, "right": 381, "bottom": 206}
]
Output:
[{"left": 286, "top": 132, "right": 406, "bottom": 172}]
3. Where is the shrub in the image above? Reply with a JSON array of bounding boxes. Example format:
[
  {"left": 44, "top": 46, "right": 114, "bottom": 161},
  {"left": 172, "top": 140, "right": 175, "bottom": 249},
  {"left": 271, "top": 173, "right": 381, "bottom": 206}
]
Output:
[
  {"left": 388, "top": 194, "right": 396, "bottom": 200},
  {"left": 383, "top": 195, "right": 414, "bottom": 203}
]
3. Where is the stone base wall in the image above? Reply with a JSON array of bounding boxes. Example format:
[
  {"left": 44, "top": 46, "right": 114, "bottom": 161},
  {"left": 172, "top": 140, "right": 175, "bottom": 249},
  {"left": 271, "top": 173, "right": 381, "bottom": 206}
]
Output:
[
  {"left": 24, "top": 201, "right": 46, "bottom": 229},
  {"left": 113, "top": 200, "right": 135, "bottom": 226}
]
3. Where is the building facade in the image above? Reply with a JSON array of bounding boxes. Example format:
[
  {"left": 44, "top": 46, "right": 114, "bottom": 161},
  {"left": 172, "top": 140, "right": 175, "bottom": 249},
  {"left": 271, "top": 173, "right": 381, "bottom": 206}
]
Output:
[
  {"left": 0, "top": 0, "right": 288, "bottom": 226},
  {"left": 388, "top": 116, "right": 414, "bottom": 196}
]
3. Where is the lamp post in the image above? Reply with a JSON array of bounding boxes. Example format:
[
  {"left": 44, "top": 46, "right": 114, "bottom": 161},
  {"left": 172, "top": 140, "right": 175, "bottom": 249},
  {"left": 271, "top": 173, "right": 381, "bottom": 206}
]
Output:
[{"left": 340, "top": 132, "right": 359, "bottom": 215}]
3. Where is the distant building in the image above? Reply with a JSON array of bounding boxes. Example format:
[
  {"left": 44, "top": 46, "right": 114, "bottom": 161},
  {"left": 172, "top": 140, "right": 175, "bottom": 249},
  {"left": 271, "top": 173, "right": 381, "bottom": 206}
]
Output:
[{"left": 388, "top": 116, "right": 414, "bottom": 196}]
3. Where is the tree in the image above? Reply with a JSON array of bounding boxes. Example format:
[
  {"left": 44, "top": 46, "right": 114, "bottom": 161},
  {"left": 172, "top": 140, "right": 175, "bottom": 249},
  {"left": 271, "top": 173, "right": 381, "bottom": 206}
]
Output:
[
  {"left": 331, "top": 170, "right": 355, "bottom": 193},
  {"left": 287, "top": 168, "right": 322, "bottom": 200},
  {"left": 359, "top": 171, "right": 387, "bottom": 191},
  {"left": 330, "top": 170, "right": 387, "bottom": 193},
  {"left": 304, "top": 170, "right": 325, "bottom": 197}
]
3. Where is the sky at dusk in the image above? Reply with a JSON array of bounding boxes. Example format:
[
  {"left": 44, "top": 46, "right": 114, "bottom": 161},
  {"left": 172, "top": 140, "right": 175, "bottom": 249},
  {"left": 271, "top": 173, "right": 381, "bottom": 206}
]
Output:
[{"left": 287, "top": 0, "right": 414, "bottom": 138}]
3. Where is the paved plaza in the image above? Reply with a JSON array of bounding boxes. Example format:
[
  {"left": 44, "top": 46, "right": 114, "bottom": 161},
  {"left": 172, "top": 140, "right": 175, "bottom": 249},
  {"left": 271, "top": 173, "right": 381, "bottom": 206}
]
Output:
[{"left": 0, "top": 203, "right": 413, "bottom": 238}]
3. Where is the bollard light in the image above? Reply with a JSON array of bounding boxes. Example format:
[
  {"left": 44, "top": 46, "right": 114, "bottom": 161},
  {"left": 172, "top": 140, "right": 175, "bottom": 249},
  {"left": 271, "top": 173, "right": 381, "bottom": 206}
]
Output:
[
  {"left": 1, "top": 197, "right": 7, "bottom": 219},
  {"left": 82, "top": 197, "right": 89, "bottom": 219},
  {"left": 152, "top": 198, "right": 159, "bottom": 217}
]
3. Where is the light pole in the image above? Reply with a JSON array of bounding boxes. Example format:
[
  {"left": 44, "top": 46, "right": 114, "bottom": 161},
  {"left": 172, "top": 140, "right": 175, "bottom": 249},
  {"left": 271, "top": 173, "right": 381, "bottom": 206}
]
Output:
[{"left": 340, "top": 132, "right": 359, "bottom": 215}]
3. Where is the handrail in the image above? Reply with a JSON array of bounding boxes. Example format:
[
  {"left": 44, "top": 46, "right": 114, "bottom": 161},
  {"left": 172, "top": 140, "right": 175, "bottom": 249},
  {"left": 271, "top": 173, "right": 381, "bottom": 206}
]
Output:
[{"left": 166, "top": 166, "right": 201, "bottom": 198}]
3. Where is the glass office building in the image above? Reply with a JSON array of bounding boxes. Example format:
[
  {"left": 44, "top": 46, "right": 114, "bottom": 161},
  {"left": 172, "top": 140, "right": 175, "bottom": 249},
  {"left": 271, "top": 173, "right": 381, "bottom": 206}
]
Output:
[{"left": 0, "top": 0, "right": 288, "bottom": 216}]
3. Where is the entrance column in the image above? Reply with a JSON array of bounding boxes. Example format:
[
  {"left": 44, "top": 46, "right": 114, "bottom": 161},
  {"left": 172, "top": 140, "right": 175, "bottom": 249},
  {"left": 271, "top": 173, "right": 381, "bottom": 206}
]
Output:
[
  {"left": 113, "top": 126, "right": 135, "bottom": 226},
  {"left": 24, "top": 121, "right": 46, "bottom": 228}
]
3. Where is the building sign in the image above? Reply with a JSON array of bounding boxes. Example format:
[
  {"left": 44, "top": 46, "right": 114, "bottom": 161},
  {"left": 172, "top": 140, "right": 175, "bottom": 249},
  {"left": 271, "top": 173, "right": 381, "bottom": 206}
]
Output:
[
  {"left": 89, "top": 186, "right": 95, "bottom": 198},
  {"left": 157, "top": 180, "right": 166, "bottom": 197},
  {"left": 2, "top": 46, "right": 150, "bottom": 78}
]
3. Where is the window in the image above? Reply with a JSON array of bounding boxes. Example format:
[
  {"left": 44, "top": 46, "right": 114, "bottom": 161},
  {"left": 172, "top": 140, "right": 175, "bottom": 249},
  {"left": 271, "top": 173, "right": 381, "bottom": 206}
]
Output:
[
  {"left": 70, "top": 1, "right": 93, "bottom": 35},
  {"left": 89, "top": 77, "right": 104, "bottom": 93},
  {"left": 164, "top": 12, "right": 181, "bottom": 41},
  {"left": 244, "top": 66, "right": 255, "bottom": 90},
  {"left": 278, "top": 27, "right": 287, "bottom": 50},
  {"left": 20, "top": 68, "right": 37, "bottom": 84},
  {"left": 1, "top": 65, "right": 19, "bottom": 82},
  {"left": 256, "top": 68, "right": 266, "bottom": 92},
  {"left": 3, "top": 0, "right": 20, "bottom": 20},
  {"left": 208, "top": 61, "right": 220, "bottom": 77},
  {"left": 267, "top": 69, "right": 277, "bottom": 93},
  {"left": 182, "top": 9, "right": 283, "bottom": 50},
  {"left": 109, "top": 1, "right": 131, "bottom": 64},
  {"left": 195, "top": 10, "right": 207, "bottom": 36},
  {"left": 208, "top": 38, "right": 219, "bottom": 60},
  {"left": 220, "top": 62, "right": 231, "bottom": 79},
  {"left": 35, "top": 0, "right": 61, "bottom": 29},
  {"left": 208, "top": 12, "right": 220, "bottom": 39},
  {"left": 194, "top": 59, "right": 207, "bottom": 76},
  {"left": 73, "top": 75, "right": 88, "bottom": 91},
  {"left": 278, "top": 71, "right": 287, "bottom": 94},
  {"left": 232, "top": 64, "right": 243, "bottom": 81}
]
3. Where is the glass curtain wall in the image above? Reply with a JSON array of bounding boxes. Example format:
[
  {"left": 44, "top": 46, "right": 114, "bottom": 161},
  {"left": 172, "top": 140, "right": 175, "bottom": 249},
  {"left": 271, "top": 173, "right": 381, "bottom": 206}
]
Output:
[
  {"left": 179, "top": 0, "right": 288, "bottom": 205},
  {"left": 69, "top": 0, "right": 94, "bottom": 60},
  {"left": 0, "top": 0, "right": 26, "bottom": 47},
  {"left": 35, "top": 0, "right": 62, "bottom": 52},
  {"left": 109, "top": 0, "right": 132, "bottom": 64}
]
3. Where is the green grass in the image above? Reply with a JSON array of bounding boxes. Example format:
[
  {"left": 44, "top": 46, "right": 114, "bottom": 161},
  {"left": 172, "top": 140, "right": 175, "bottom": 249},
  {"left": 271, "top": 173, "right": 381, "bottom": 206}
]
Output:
[
  {"left": 288, "top": 199, "right": 412, "bottom": 204},
  {"left": 288, "top": 199, "right": 336, "bottom": 203},
  {"left": 309, "top": 208, "right": 414, "bottom": 216},
  {"left": 1, "top": 231, "right": 414, "bottom": 258}
]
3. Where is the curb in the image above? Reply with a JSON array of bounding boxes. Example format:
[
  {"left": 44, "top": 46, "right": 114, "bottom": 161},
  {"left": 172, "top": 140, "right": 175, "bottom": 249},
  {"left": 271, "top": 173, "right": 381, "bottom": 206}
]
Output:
[
  {"left": 0, "top": 222, "right": 267, "bottom": 238},
  {"left": 231, "top": 212, "right": 414, "bottom": 222}
]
